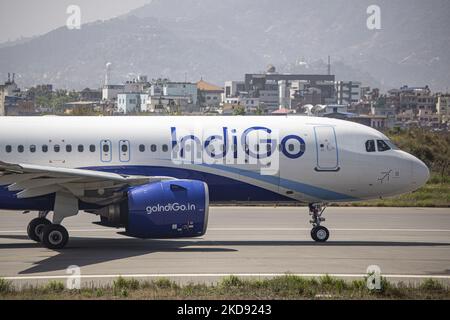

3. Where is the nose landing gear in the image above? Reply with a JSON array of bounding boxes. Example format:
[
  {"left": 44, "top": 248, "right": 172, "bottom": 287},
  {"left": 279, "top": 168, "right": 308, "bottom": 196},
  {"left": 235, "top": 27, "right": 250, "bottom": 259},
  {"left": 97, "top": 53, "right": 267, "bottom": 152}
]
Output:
[{"left": 309, "top": 203, "right": 330, "bottom": 242}]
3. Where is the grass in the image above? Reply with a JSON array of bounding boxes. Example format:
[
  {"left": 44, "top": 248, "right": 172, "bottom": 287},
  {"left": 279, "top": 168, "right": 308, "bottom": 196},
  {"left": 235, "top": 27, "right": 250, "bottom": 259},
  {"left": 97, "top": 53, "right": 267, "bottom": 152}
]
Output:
[
  {"left": 335, "top": 174, "right": 450, "bottom": 207},
  {"left": 0, "top": 275, "right": 449, "bottom": 300}
]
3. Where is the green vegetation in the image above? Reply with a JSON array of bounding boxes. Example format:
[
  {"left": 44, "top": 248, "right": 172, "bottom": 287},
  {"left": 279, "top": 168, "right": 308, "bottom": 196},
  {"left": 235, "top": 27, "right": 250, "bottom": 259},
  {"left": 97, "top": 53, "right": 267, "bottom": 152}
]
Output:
[
  {"left": 233, "top": 106, "right": 246, "bottom": 115},
  {"left": 342, "top": 128, "right": 450, "bottom": 207},
  {"left": 0, "top": 275, "right": 448, "bottom": 300},
  {"left": 33, "top": 89, "right": 80, "bottom": 112}
]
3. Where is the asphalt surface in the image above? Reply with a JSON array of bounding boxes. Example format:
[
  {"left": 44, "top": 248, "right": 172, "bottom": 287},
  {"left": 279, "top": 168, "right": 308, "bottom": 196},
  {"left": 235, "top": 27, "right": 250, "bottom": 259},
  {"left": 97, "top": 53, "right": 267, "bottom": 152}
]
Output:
[{"left": 0, "top": 207, "right": 449, "bottom": 287}]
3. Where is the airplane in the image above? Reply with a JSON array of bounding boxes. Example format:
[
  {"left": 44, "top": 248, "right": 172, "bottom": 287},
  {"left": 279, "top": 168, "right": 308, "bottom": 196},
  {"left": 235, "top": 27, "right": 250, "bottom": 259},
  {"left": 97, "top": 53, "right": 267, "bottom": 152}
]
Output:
[{"left": 0, "top": 116, "right": 429, "bottom": 249}]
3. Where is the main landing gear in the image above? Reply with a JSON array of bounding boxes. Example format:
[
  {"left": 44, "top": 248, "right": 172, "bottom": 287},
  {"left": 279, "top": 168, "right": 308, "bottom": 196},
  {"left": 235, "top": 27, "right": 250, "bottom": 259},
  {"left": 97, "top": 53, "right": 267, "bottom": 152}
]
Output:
[
  {"left": 26, "top": 209, "right": 70, "bottom": 250},
  {"left": 309, "top": 203, "right": 330, "bottom": 242},
  {"left": 28, "top": 193, "right": 78, "bottom": 249}
]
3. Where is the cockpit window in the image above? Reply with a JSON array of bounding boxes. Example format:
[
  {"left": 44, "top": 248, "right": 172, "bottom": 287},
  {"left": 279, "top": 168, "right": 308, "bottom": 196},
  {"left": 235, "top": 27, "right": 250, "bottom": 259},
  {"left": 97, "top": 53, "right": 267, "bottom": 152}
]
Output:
[
  {"left": 365, "top": 140, "right": 376, "bottom": 152},
  {"left": 385, "top": 140, "right": 399, "bottom": 150},
  {"left": 377, "top": 140, "right": 391, "bottom": 152}
]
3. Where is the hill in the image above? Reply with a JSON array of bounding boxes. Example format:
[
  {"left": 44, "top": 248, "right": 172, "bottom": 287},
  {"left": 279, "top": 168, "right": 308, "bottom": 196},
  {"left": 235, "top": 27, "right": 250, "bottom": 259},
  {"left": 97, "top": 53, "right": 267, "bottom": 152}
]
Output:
[{"left": 0, "top": 0, "right": 449, "bottom": 90}]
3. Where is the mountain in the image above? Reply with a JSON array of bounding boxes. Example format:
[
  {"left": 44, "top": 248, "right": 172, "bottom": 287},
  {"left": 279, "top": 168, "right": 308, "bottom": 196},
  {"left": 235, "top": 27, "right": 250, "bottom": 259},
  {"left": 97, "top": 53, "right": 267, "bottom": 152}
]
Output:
[{"left": 0, "top": 0, "right": 449, "bottom": 91}]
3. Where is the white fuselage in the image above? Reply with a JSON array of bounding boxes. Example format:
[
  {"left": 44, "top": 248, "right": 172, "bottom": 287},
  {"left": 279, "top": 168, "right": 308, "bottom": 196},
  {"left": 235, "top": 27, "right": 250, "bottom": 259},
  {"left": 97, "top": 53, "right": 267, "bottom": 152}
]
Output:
[{"left": 0, "top": 116, "right": 429, "bottom": 206}]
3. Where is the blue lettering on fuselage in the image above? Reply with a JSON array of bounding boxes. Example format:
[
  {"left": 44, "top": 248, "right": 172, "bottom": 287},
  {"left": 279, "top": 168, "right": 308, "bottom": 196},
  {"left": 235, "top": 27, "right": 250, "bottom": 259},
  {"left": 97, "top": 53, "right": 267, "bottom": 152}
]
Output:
[{"left": 170, "top": 127, "right": 306, "bottom": 160}]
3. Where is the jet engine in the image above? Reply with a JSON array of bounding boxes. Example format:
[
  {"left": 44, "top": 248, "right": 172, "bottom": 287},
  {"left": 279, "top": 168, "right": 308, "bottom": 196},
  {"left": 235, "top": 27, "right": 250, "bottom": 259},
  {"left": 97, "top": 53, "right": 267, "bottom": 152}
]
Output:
[{"left": 96, "top": 180, "right": 209, "bottom": 238}]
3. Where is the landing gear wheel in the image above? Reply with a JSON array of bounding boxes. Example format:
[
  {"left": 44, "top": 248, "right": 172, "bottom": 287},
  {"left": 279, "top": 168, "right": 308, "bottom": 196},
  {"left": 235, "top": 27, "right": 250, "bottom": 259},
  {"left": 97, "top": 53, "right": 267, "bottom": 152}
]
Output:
[
  {"left": 27, "top": 218, "right": 51, "bottom": 242},
  {"left": 41, "top": 224, "right": 69, "bottom": 249},
  {"left": 311, "top": 226, "right": 329, "bottom": 242}
]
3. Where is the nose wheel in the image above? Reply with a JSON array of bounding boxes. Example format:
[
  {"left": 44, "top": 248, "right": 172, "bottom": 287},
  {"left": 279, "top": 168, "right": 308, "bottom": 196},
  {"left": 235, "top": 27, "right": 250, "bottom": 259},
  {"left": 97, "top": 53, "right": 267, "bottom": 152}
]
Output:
[{"left": 309, "top": 203, "right": 329, "bottom": 242}]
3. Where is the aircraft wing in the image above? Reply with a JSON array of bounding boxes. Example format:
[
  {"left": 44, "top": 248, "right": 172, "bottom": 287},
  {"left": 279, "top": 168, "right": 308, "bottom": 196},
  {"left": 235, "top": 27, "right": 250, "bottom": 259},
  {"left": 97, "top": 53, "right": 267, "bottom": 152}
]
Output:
[{"left": 0, "top": 161, "right": 174, "bottom": 205}]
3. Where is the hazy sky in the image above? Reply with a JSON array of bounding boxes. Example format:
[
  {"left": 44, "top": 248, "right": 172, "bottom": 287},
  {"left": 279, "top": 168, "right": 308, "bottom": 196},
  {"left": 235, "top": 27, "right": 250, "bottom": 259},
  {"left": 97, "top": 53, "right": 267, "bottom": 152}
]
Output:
[{"left": 0, "top": 0, "right": 151, "bottom": 43}]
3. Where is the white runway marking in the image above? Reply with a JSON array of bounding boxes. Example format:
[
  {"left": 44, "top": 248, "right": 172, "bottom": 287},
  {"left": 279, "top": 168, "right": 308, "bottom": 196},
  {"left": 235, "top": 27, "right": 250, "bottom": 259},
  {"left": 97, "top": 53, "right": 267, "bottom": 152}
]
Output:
[
  {"left": 4, "top": 273, "right": 450, "bottom": 281},
  {"left": 1, "top": 228, "right": 450, "bottom": 233}
]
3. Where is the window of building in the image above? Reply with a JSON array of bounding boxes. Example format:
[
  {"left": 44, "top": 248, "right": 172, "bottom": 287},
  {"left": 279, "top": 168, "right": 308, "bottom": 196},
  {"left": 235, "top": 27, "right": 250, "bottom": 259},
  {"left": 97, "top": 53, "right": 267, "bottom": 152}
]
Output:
[
  {"left": 78, "top": 145, "right": 84, "bottom": 152},
  {"left": 365, "top": 140, "right": 376, "bottom": 152},
  {"left": 139, "top": 144, "right": 145, "bottom": 152},
  {"left": 30, "top": 145, "right": 36, "bottom": 153},
  {"left": 66, "top": 145, "right": 72, "bottom": 152},
  {"left": 18, "top": 145, "right": 24, "bottom": 153},
  {"left": 5, "top": 145, "right": 12, "bottom": 153},
  {"left": 89, "top": 144, "right": 96, "bottom": 152},
  {"left": 377, "top": 140, "right": 391, "bottom": 152},
  {"left": 54, "top": 145, "right": 60, "bottom": 153},
  {"left": 42, "top": 145, "right": 48, "bottom": 153}
]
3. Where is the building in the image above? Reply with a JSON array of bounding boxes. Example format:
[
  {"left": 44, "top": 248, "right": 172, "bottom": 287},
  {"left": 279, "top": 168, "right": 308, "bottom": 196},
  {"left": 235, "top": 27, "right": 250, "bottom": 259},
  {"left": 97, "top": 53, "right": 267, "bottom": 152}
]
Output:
[
  {"left": 436, "top": 94, "right": 450, "bottom": 123},
  {"left": 117, "top": 93, "right": 141, "bottom": 114},
  {"left": 350, "top": 115, "right": 388, "bottom": 129},
  {"left": 336, "top": 81, "right": 361, "bottom": 105},
  {"left": 0, "top": 86, "right": 6, "bottom": 116},
  {"left": 0, "top": 74, "right": 33, "bottom": 116},
  {"left": 224, "top": 81, "right": 245, "bottom": 98},
  {"left": 163, "top": 82, "right": 197, "bottom": 105},
  {"left": 197, "top": 79, "right": 223, "bottom": 109},
  {"left": 144, "top": 95, "right": 193, "bottom": 114},
  {"left": 102, "top": 85, "right": 125, "bottom": 101},
  {"left": 223, "top": 96, "right": 260, "bottom": 113},
  {"left": 390, "top": 86, "right": 436, "bottom": 116},
  {"left": 418, "top": 109, "right": 440, "bottom": 128},
  {"left": 243, "top": 66, "right": 336, "bottom": 111}
]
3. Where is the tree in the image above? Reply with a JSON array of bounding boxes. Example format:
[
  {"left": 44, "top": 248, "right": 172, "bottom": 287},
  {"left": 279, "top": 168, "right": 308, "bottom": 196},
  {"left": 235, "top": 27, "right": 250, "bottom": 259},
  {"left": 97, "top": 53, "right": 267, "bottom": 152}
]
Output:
[{"left": 233, "top": 106, "right": 246, "bottom": 115}]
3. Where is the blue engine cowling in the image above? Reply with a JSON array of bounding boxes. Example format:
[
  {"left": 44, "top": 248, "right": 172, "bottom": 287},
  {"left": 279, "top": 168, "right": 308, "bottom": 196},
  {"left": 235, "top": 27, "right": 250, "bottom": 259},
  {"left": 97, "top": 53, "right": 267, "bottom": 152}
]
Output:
[{"left": 125, "top": 180, "right": 209, "bottom": 238}]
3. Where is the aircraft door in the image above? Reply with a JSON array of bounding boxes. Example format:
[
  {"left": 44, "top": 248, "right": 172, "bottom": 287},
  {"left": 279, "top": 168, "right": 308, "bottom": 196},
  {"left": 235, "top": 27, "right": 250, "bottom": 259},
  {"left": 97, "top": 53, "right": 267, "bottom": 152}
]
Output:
[
  {"left": 119, "top": 140, "right": 130, "bottom": 162},
  {"left": 100, "top": 140, "right": 112, "bottom": 162},
  {"left": 314, "top": 126, "right": 339, "bottom": 171}
]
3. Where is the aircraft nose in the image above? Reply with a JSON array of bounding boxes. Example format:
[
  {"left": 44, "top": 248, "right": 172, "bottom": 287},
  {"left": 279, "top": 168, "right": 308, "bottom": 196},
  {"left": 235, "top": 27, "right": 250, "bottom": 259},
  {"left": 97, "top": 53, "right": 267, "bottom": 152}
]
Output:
[{"left": 412, "top": 158, "right": 430, "bottom": 188}]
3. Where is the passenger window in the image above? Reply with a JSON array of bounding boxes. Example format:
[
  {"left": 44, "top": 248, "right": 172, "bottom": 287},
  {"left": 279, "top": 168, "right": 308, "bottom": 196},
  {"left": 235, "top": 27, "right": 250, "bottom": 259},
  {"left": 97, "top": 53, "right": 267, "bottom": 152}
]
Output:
[
  {"left": 54, "top": 145, "right": 60, "bottom": 152},
  {"left": 89, "top": 145, "right": 96, "bottom": 152},
  {"left": 103, "top": 144, "right": 109, "bottom": 153},
  {"left": 151, "top": 144, "right": 157, "bottom": 152},
  {"left": 18, "top": 145, "right": 24, "bottom": 153},
  {"left": 66, "top": 145, "right": 72, "bottom": 152},
  {"left": 162, "top": 144, "right": 168, "bottom": 152},
  {"left": 30, "top": 145, "right": 36, "bottom": 153},
  {"left": 377, "top": 140, "right": 391, "bottom": 152},
  {"left": 288, "top": 144, "right": 294, "bottom": 152},
  {"left": 139, "top": 144, "right": 145, "bottom": 152},
  {"left": 78, "top": 145, "right": 84, "bottom": 152},
  {"left": 365, "top": 140, "right": 376, "bottom": 152},
  {"left": 121, "top": 144, "right": 128, "bottom": 152},
  {"left": 5, "top": 145, "right": 12, "bottom": 153},
  {"left": 42, "top": 145, "right": 48, "bottom": 153}
]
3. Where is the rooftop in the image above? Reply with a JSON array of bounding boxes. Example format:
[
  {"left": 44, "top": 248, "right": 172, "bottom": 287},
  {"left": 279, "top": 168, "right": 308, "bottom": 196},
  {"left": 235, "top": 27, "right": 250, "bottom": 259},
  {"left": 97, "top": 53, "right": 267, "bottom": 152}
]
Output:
[{"left": 196, "top": 80, "right": 223, "bottom": 91}]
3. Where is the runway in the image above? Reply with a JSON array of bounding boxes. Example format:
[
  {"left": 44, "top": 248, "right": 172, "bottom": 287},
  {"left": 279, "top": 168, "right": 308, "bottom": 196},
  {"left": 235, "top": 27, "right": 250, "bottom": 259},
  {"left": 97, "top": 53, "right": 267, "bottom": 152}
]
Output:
[{"left": 0, "top": 207, "right": 449, "bottom": 287}]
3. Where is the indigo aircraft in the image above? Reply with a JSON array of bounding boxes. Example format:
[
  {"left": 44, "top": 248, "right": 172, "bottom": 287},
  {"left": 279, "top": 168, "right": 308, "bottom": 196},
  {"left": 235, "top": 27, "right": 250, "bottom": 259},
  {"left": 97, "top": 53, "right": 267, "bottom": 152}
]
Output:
[{"left": 0, "top": 116, "right": 429, "bottom": 249}]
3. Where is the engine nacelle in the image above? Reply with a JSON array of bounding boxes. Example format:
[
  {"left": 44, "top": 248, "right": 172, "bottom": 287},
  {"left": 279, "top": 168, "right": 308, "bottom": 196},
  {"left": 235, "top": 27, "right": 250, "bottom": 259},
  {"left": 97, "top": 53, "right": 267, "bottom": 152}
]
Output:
[{"left": 120, "top": 179, "right": 209, "bottom": 238}]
